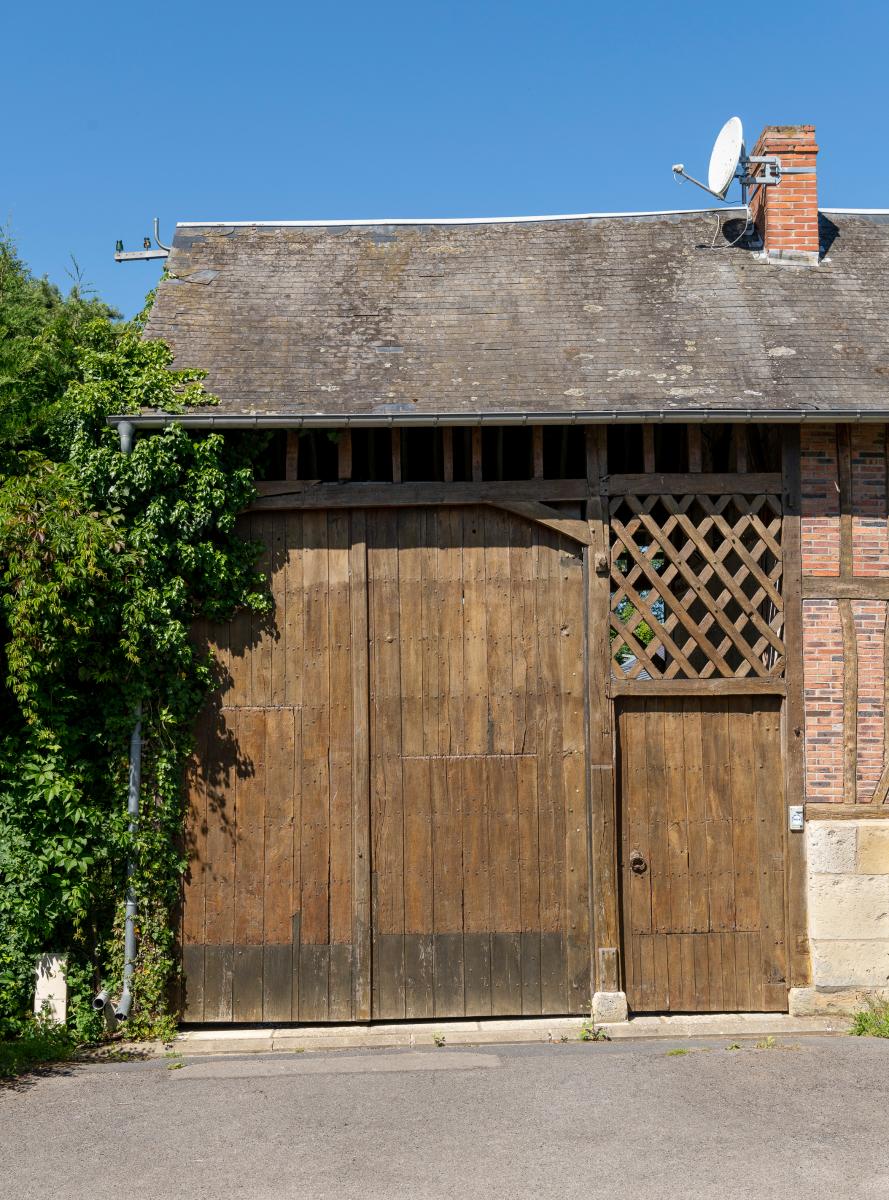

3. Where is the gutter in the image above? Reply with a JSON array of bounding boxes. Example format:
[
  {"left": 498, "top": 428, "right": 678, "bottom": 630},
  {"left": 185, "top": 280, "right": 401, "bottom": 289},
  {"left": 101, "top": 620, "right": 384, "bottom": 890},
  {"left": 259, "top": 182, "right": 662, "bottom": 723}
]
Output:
[{"left": 107, "top": 408, "right": 889, "bottom": 430}]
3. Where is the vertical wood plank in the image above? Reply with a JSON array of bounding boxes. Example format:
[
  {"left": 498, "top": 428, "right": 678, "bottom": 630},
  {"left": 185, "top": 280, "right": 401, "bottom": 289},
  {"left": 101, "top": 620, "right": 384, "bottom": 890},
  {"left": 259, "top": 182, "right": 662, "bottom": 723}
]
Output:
[
  {"left": 262, "top": 705, "right": 294, "bottom": 1021},
  {"left": 642, "top": 425, "right": 655, "bottom": 472},
  {"left": 442, "top": 427, "right": 454, "bottom": 482},
  {"left": 488, "top": 757, "right": 522, "bottom": 1015},
  {"left": 299, "top": 511, "right": 331, "bottom": 1021},
  {"left": 532, "top": 426, "right": 544, "bottom": 478},
  {"left": 391, "top": 429, "right": 402, "bottom": 483},
  {"left": 369, "top": 509, "right": 405, "bottom": 1018},
  {"left": 349, "top": 510, "right": 372, "bottom": 1021},
  {"left": 433, "top": 758, "right": 465, "bottom": 1017},
  {"left": 462, "top": 756, "right": 492, "bottom": 1016},
  {"left": 688, "top": 425, "right": 702, "bottom": 473},
  {"left": 327, "top": 510, "right": 354, "bottom": 1020}
]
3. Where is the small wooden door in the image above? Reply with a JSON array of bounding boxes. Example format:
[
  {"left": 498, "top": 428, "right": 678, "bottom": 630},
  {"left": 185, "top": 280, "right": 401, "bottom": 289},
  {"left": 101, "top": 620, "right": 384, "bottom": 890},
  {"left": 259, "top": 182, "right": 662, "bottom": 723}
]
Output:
[
  {"left": 617, "top": 696, "right": 787, "bottom": 1013},
  {"left": 367, "top": 506, "right": 592, "bottom": 1019}
]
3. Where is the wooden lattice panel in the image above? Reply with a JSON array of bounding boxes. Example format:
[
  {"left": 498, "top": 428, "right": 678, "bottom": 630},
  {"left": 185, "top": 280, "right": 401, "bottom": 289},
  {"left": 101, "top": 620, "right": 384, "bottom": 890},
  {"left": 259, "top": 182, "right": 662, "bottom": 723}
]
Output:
[{"left": 610, "top": 493, "right": 784, "bottom": 680}]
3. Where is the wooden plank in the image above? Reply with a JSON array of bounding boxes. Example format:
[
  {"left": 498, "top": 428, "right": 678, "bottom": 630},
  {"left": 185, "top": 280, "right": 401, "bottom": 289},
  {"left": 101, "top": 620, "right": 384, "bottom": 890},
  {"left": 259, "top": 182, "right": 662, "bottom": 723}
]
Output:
[
  {"left": 802, "top": 578, "right": 889, "bottom": 599},
  {"left": 485, "top": 508, "right": 515, "bottom": 752},
  {"left": 203, "top": 946, "right": 233, "bottom": 1022},
  {"left": 487, "top": 500, "right": 592, "bottom": 546},
  {"left": 232, "top": 945, "right": 263, "bottom": 1022},
  {"left": 516, "top": 755, "right": 542, "bottom": 1015},
  {"left": 840, "top": 598, "right": 858, "bottom": 804},
  {"left": 250, "top": 514, "right": 274, "bottom": 707},
  {"left": 250, "top": 478, "right": 591, "bottom": 509},
  {"left": 438, "top": 509, "right": 465, "bottom": 754},
  {"left": 662, "top": 703, "right": 691, "bottom": 937},
  {"left": 233, "top": 708, "right": 266, "bottom": 948},
  {"left": 610, "top": 678, "right": 786, "bottom": 697},
  {"left": 586, "top": 427, "right": 620, "bottom": 996},
  {"left": 536, "top": 527, "right": 567, "bottom": 1014},
  {"left": 733, "top": 425, "right": 748, "bottom": 473},
  {"left": 262, "top": 945, "right": 293, "bottom": 1022},
  {"left": 299, "top": 511, "right": 331, "bottom": 1020},
  {"left": 368, "top": 508, "right": 405, "bottom": 1019},
  {"left": 605, "top": 472, "right": 783, "bottom": 495},
  {"left": 433, "top": 758, "right": 465, "bottom": 1017},
  {"left": 729, "top": 699, "right": 760, "bottom": 936},
  {"left": 782, "top": 425, "right": 810, "bottom": 988},
  {"left": 488, "top": 758, "right": 522, "bottom": 1016},
  {"left": 701, "top": 701, "right": 735, "bottom": 933},
  {"left": 181, "top": 945, "right": 205, "bottom": 1023},
  {"left": 806, "top": 804, "right": 889, "bottom": 820},
  {"left": 349, "top": 510, "right": 372, "bottom": 1020},
  {"left": 327, "top": 510, "right": 354, "bottom": 1021},
  {"left": 262, "top": 705, "right": 294, "bottom": 1021},
  {"left": 683, "top": 701, "right": 709, "bottom": 936},
  {"left": 462, "top": 510, "right": 488, "bottom": 755},
  {"left": 403, "top": 757, "right": 434, "bottom": 1019},
  {"left": 391, "top": 428, "right": 402, "bottom": 483},
  {"left": 462, "top": 757, "right": 492, "bottom": 1016}
]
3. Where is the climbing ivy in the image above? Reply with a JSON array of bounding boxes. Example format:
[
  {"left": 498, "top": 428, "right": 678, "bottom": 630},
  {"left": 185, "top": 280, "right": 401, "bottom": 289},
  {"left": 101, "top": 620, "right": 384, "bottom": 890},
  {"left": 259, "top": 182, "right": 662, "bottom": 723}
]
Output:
[{"left": 0, "top": 253, "right": 268, "bottom": 1040}]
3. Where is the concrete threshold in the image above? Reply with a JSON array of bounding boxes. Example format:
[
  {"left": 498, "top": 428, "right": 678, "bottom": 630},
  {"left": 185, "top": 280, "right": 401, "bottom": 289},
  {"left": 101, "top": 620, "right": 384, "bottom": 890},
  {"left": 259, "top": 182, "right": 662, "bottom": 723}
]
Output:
[{"left": 171, "top": 1012, "right": 848, "bottom": 1057}]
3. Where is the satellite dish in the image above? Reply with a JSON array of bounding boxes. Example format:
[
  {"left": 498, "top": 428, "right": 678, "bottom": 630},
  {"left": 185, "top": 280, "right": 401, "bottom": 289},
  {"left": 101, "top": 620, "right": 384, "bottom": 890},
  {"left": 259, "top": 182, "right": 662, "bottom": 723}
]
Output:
[{"left": 707, "top": 117, "right": 744, "bottom": 199}]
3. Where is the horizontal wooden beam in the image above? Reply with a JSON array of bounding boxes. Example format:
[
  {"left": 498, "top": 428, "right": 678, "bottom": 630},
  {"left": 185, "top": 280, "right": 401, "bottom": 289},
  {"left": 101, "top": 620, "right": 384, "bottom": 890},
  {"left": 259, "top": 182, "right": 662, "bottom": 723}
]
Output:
[
  {"left": 806, "top": 804, "right": 889, "bottom": 821},
  {"left": 608, "top": 677, "right": 786, "bottom": 697},
  {"left": 803, "top": 577, "right": 889, "bottom": 600},
  {"left": 605, "top": 472, "right": 783, "bottom": 496},
  {"left": 251, "top": 478, "right": 590, "bottom": 510}
]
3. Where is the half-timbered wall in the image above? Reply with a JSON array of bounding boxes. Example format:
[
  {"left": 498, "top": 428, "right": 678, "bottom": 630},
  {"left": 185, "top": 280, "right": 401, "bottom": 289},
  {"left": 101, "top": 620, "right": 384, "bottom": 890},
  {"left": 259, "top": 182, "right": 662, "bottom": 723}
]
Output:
[{"left": 794, "top": 424, "right": 889, "bottom": 1014}]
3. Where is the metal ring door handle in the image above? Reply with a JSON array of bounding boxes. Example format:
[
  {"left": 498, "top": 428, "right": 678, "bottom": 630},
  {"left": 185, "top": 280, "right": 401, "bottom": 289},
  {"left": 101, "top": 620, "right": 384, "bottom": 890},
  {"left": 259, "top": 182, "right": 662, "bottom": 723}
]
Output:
[{"left": 629, "top": 849, "right": 647, "bottom": 875}]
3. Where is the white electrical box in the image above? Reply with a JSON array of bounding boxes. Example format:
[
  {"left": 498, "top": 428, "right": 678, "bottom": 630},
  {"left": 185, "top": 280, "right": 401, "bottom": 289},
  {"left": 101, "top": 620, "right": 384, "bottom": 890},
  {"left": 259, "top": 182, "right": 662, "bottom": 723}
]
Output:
[{"left": 788, "top": 805, "right": 804, "bottom": 832}]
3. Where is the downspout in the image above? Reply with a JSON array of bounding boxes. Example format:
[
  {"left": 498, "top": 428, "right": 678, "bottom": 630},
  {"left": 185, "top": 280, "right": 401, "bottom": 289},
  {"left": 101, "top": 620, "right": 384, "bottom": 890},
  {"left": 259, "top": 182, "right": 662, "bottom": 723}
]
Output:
[{"left": 115, "top": 419, "right": 139, "bottom": 1021}]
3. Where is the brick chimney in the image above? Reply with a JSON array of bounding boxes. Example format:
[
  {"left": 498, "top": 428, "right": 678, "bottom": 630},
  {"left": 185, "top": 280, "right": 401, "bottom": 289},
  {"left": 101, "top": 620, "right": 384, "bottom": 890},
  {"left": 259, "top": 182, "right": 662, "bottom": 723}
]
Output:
[{"left": 748, "top": 125, "right": 819, "bottom": 263}]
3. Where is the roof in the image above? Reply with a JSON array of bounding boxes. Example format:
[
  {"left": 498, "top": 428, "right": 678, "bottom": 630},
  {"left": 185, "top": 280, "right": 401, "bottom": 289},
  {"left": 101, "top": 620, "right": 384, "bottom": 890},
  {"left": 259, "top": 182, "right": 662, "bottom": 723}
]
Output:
[{"left": 131, "top": 209, "right": 889, "bottom": 426}]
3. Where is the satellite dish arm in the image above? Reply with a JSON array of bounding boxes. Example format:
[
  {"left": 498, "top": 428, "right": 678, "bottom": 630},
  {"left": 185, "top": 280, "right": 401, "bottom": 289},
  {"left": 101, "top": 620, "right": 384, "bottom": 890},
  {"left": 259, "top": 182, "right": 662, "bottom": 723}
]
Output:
[
  {"left": 153, "top": 218, "right": 171, "bottom": 253},
  {"left": 671, "top": 164, "right": 733, "bottom": 202}
]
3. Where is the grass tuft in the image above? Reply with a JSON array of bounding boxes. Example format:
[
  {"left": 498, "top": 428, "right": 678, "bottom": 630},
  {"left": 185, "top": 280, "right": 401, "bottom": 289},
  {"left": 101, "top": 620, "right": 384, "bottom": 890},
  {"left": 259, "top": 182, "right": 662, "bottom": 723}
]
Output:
[
  {"left": 0, "top": 1020, "right": 75, "bottom": 1080},
  {"left": 850, "top": 999, "right": 889, "bottom": 1038}
]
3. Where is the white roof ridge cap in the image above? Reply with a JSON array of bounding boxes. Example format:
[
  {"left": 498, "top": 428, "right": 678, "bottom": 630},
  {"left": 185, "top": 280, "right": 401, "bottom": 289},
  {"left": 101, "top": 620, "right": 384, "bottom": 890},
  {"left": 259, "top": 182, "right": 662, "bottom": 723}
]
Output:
[{"left": 175, "top": 207, "right": 746, "bottom": 229}]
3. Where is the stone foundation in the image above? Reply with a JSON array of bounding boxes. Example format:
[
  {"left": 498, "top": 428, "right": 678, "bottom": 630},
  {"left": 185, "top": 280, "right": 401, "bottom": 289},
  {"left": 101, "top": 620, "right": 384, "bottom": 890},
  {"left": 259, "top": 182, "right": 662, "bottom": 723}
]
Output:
[{"left": 791, "top": 819, "right": 889, "bottom": 1015}]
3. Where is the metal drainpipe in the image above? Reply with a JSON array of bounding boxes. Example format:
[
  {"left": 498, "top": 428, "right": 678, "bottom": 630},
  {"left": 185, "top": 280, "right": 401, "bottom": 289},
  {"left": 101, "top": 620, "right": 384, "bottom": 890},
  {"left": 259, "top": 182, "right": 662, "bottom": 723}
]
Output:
[{"left": 114, "top": 420, "right": 139, "bottom": 1021}]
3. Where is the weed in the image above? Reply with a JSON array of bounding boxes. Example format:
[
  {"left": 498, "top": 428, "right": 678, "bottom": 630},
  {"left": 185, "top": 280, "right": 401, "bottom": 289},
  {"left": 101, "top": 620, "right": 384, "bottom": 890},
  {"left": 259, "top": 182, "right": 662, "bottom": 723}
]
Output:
[
  {"left": 0, "top": 1019, "right": 75, "bottom": 1080},
  {"left": 166, "top": 1060, "right": 184, "bottom": 1070},
  {"left": 433, "top": 1033, "right": 446, "bottom": 1047},
  {"left": 727, "top": 1042, "right": 742, "bottom": 1051},
  {"left": 755, "top": 1036, "right": 777, "bottom": 1050},
  {"left": 850, "top": 998, "right": 889, "bottom": 1038},
  {"left": 667, "top": 1048, "right": 690, "bottom": 1057},
  {"left": 580, "top": 1019, "right": 610, "bottom": 1043}
]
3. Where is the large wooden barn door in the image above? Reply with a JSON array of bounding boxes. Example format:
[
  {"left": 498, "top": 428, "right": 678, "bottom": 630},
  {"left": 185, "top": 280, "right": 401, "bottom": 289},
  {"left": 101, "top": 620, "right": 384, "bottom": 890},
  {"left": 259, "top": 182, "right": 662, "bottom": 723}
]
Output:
[
  {"left": 366, "top": 506, "right": 592, "bottom": 1019},
  {"left": 182, "top": 504, "right": 593, "bottom": 1023},
  {"left": 617, "top": 697, "right": 788, "bottom": 1012}
]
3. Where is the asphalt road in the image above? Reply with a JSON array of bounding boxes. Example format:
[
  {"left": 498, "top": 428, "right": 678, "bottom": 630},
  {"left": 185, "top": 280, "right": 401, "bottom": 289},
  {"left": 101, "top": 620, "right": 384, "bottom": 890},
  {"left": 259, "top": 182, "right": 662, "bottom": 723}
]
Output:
[{"left": 2, "top": 1035, "right": 887, "bottom": 1199}]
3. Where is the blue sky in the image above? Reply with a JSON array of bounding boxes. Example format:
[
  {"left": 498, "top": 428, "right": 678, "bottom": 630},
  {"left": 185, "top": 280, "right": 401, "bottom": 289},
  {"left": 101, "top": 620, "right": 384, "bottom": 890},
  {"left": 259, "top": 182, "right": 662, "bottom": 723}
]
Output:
[{"left": 5, "top": 0, "right": 888, "bottom": 318}]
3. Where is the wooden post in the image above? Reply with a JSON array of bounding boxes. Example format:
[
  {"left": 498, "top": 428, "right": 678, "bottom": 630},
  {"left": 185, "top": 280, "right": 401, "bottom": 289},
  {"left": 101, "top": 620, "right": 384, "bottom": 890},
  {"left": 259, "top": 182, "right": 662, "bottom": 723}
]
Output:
[
  {"left": 391, "top": 429, "right": 402, "bottom": 483},
  {"left": 338, "top": 431, "right": 353, "bottom": 481},
  {"left": 471, "top": 427, "right": 483, "bottom": 482},
  {"left": 782, "top": 425, "right": 811, "bottom": 988},
  {"left": 642, "top": 425, "right": 655, "bottom": 473},
  {"left": 532, "top": 426, "right": 544, "bottom": 478},
  {"left": 585, "top": 427, "right": 622, "bottom": 1004},
  {"left": 688, "top": 425, "right": 702, "bottom": 473},
  {"left": 285, "top": 431, "right": 300, "bottom": 480},
  {"left": 442, "top": 428, "right": 454, "bottom": 483}
]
